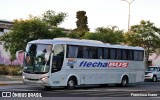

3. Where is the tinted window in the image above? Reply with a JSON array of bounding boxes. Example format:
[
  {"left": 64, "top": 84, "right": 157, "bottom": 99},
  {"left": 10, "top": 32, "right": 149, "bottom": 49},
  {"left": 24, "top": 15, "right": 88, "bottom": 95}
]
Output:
[
  {"left": 77, "top": 46, "right": 83, "bottom": 58},
  {"left": 122, "top": 49, "right": 127, "bottom": 60},
  {"left": 138, "top": 51, "right": 144, "bottom": 61},
  {"left": 92, "top": 47, "right": 98, "bottom": 59},
  {"left": 104, "top": 48, "right": 109, "bottom": 59},
  {"left": 67, "top": 45, "right": 78, "bottom": 58},
  {"left": 110, "top": 49, "right": 116, "bottom": 59},
  {"left": 127, "top": 50, "right": 133, "bottom": 60},
  {"left": 116, "top": 49, "right": 122, "bottom": 60},
  {"left": 98, "top": 48, "right": 103, "bottom": 59}
]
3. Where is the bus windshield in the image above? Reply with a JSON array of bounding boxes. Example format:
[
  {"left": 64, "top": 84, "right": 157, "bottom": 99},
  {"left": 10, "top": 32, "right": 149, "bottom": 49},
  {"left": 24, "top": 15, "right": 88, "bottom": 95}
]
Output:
[{"left": 24, "top": 44, "right": 52, "bottom": 74}]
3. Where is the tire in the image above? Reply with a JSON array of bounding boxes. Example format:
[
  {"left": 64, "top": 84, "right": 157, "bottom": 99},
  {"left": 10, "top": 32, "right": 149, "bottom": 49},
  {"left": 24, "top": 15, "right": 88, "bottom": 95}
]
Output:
[
  {"left": 44, "top": 86, "right": 52, "bottom": 90},
  {"left": 121, "top": 77, "right": 128, "bottom": 87},
  {"left": 67, "top": 78, "right": 76, "bottom": 89},
  {"left": 152, "top": 75, "right": 157, "bottom": 82}
]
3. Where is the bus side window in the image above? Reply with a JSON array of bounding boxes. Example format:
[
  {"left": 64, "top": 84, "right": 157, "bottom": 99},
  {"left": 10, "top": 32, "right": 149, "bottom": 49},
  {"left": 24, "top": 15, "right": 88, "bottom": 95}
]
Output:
[
  {"left": 77, "top": 46, "right": 83, "bottom": 58},
  {"left": 93, "top": 47, "right": 98, "bottom": 59},
  {"left": 133, "top": 50, "right": 139, "bottom": 61},
  {"left": 138, "top": 51, "right": 144, "bottom": 61},
  {"left": 98, "top": 48, "right": 103, "bottom": 59},
  {"left": 116, "top": 49, "right": 122, "bottom": 60},
  {"left": 83, "top": 46, "right": 93, "bottom": 59},
  {"left": 104, "top": 48, "right": 109, "bottom": 59},
  {"left": 122, "top": 49, "right": 127, "bottom": 60},
  {"left": 110, "top": 48, "right": 116, "bottom": 59},
  {"left": 83, "top": 47, "right": 88, "bottom": 58},
  {"left": 127, "top": 50, "right": 133, "bottom": 60},
  {"left": 67, "top": 45, "right": 78, "bottom": 58}
]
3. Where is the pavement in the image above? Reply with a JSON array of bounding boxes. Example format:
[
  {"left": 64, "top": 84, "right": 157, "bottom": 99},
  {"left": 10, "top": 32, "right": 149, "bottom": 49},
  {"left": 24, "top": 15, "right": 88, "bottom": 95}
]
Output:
[{"left": 0, "top": 75, "right": 23, "bottom": 85}]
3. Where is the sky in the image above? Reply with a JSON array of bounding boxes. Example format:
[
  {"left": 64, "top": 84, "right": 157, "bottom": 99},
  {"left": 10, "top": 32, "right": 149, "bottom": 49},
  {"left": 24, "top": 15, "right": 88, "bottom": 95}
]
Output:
[{"left": 0, "top": 0, "right": 160, "bottom": 32}]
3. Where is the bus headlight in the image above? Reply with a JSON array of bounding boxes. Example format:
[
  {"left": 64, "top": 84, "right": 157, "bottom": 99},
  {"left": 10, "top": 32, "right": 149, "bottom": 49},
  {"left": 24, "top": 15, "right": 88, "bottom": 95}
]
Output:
[
  {"left": 40, "top": 76, "right": 49, "bottom": 81},
  {"left": 22, "top": 76, "right": 26, "bottom": 79}
]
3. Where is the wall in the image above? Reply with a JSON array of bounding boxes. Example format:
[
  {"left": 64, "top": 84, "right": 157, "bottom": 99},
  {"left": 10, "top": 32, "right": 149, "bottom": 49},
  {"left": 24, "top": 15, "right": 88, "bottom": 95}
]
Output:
[{"left": 149, "top": 53, "right": 160, "bottom": 66}]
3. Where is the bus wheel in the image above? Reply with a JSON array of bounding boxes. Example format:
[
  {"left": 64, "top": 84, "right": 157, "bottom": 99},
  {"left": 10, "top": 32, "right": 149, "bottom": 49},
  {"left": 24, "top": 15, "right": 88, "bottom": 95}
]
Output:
[
  {"left": 44, "top": 86, "right": 52, "bottom": 90},
  {"left": 121, "top": 76, "right": 128, "bottom": 87},
  {"left": 67, "top": 77, "right": 76, "bottom": 89},
  {"left": 152, "top": 75, "right": 157, "bottom": 82}
]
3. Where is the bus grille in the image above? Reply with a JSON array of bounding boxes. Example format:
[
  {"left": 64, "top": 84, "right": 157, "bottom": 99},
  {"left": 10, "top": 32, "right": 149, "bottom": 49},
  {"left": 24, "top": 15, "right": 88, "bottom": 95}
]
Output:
[{"left": 26, "top": 78, "right": 39, "bottom": 81}]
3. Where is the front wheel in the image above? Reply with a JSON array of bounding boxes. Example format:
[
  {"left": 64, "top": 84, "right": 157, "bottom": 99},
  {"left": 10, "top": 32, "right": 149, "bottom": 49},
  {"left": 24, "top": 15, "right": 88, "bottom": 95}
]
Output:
[
  {"left": 67, "top": 78, "right": 76, "bottom": 89},
  {"left": 44, "top": 86, "right": 52, "bottom": 90},
  {"left": 152, "top": 75, "right": 157, "bottom": 82}
]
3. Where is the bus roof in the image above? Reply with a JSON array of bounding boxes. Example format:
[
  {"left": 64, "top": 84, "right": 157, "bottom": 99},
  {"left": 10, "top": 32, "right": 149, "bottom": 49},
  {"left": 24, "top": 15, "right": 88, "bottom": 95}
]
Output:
[{"left": 28, "top": 38, "right": 144, "bottom": 50}]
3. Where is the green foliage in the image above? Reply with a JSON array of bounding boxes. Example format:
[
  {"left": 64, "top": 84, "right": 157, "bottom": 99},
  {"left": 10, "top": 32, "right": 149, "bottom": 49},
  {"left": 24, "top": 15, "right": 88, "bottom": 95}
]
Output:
[
  {"left": 83, "top": 26, "right": 124, "bottom": 44},
  {"left": 48, "top": 28, "right": 67, "bottom": 38},
  {"left": 125, "top": 20, "right": 160, "bottom": 63},
  {"left": 0, "top": 10, "right": 67, "bottom": 60},
  {"left": 0, "top": 65, "right": 22, "bottom": 75},
  {"left": 75, "top": 11, "right": 90, "bottom": 32},
  {"left": 67, "top": 31, "right": 80, "bottom": 39},
  {"left": 0, "top": 18, "right": 49, "bottom": 59},
  {"left": 68, "top": 29, "right": 87, "bottom": 39},
  {"left": 42, "top": 10, "right": 67, "bottom": 28}
]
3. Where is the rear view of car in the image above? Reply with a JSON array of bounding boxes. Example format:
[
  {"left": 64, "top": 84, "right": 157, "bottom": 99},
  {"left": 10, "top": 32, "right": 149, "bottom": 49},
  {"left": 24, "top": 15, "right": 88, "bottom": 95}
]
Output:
[{"left": 145, "top": 66, "right": 160, "bottom": 82}]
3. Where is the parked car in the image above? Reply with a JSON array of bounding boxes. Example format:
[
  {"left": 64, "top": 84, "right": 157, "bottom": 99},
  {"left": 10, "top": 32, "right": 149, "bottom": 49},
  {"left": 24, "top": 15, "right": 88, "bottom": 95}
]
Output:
[{"left": 145, "top": 66, "right": 160, "bottom": 82}]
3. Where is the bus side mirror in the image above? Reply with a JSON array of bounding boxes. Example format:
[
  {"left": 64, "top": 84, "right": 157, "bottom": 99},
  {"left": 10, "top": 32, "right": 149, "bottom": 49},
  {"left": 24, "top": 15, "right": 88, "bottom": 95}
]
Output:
[{"left": 16, "top": 50, "right": 24, "bottom": 64}]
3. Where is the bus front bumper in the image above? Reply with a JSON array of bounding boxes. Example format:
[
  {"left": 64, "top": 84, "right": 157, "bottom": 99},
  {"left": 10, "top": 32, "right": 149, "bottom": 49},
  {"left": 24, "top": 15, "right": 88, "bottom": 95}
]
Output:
[{"left": 23, "top": 76, "right": 49, "bottom": 86}]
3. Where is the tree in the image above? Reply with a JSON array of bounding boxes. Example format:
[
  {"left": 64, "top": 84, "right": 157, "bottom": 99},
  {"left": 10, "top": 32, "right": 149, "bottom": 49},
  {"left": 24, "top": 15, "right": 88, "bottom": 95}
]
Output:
[
  {"left": 125, "top": 20, "right": 160, "bottom": 66},
  {"left": 76, "top": 11, "right": 89, "bottom": 31},
  {"left": 83, "top": 26, "right": 124, "bottom": 44},
  {"left": 0, "top": 10, "right": 67, "bottom": 60},
  {"left": 42, "top": 10, "right": 67, "bottom": 28},
  {"left": 71, "top": 11, "right": 89, "bottom": 37}
]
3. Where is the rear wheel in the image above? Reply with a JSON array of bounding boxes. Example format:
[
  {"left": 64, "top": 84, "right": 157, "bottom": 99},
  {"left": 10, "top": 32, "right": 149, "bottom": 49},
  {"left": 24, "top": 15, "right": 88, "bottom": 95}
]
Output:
[
  {"left": 152, "top": 75, "right": 157, "bottom": 82},
  {"left": 121, "top": 76, "right": 128, "bottom": 87}
]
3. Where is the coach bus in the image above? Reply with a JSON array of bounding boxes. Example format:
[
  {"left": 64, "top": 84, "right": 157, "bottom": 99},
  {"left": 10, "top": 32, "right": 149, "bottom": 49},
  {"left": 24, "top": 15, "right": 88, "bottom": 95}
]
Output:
[{"left": 16, "top": 38, "right": 145, "bottom": 89}]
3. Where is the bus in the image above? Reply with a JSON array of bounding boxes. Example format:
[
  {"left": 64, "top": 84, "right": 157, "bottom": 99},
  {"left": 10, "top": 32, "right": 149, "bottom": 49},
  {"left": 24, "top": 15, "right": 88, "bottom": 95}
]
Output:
[{"left": 16, "top": 38, "right": 145, "bottom": 89}]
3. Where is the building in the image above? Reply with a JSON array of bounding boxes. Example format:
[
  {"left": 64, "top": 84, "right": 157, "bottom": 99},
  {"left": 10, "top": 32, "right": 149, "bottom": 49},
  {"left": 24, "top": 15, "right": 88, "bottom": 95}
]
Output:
[
  {"left": 149, "top": 53, "right": 160, "bottom": 66},
  {"left": 0, "top": 20, "right": 13, "bottom": 36},
  {"left": 0, "top": 20, "right": 20, "bottom": 65}
]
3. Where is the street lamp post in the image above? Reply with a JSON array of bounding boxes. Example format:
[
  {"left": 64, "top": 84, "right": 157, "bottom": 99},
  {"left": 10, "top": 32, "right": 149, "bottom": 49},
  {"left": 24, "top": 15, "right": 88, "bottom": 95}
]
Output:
[{"left": 121, "top": 0, "right": 135, "bottom": 32}]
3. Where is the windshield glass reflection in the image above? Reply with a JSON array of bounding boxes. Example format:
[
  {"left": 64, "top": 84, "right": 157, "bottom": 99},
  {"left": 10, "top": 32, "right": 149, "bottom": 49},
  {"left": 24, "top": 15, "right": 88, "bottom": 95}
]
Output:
[{"left": 24, "top": 44, "right": 52, "bottom": 74}]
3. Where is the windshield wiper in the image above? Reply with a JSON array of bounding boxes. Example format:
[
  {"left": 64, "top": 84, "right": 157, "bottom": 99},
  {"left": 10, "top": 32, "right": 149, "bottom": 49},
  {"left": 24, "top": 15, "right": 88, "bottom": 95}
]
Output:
[
  {"left": 24, "top": 71, "right": 31, "bottom": 73},
  {"left": 34, "top": 72, "right": 47, "bottom": 74}
]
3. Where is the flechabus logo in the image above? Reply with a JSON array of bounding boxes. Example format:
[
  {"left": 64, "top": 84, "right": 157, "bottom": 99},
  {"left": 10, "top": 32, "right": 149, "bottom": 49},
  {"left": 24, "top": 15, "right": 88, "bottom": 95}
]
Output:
[
  {"left": 80, "top": 61, "right": 108, "bottom": 67},
  {"left": 79, "top": 61, "right": 128, "bottom": 68},
  {"left": 108, "top": 62, "right": 128, "bottom": 68}
]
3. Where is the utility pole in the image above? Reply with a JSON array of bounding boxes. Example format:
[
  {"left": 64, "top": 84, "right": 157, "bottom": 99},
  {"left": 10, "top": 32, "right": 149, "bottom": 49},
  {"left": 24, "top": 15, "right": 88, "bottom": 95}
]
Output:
[{"left": 121, "top": 0, "right": 135, "bottom": 32}]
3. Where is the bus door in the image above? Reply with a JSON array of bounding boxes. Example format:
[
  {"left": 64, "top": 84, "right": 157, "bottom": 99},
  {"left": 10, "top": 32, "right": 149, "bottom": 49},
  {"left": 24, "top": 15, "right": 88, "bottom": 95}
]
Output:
[{"left": 51, "top": 44, "right": 64, "bottom": 85}]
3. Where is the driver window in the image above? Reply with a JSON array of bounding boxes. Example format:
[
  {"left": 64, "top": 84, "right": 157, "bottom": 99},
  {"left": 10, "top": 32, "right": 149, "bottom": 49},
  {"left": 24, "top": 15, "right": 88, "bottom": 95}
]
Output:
[{"left": 52, "top": 44, "right": 64, "bottom": 73}]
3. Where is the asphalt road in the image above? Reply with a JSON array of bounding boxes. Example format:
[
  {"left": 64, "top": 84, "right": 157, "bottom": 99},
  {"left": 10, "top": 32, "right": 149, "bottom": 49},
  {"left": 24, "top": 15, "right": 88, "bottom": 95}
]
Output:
[{"left": 0, "top": 81, "right": 160, "bottom": 100}]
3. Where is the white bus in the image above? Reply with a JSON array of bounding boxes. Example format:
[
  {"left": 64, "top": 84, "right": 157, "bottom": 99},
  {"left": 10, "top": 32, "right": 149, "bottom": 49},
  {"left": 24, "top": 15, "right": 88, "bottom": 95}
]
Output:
[{"left": 17, "top": 38, "right": 145, "bottom": 89}]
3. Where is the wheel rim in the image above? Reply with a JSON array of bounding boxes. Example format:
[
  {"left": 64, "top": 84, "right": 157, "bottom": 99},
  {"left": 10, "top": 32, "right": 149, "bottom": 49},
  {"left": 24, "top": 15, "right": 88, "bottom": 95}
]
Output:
[
  {"left": 153, "top": 76, "right": 156, "bottom": 82},
  {"left": 69, "top": 80, "right": 74, "bottom": 87},
  {"left": 122, "top": 78, "right": 127, "bottom": 86},
  {"left": 122, "top": 79, "right": 126, "bottom": 86}
]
